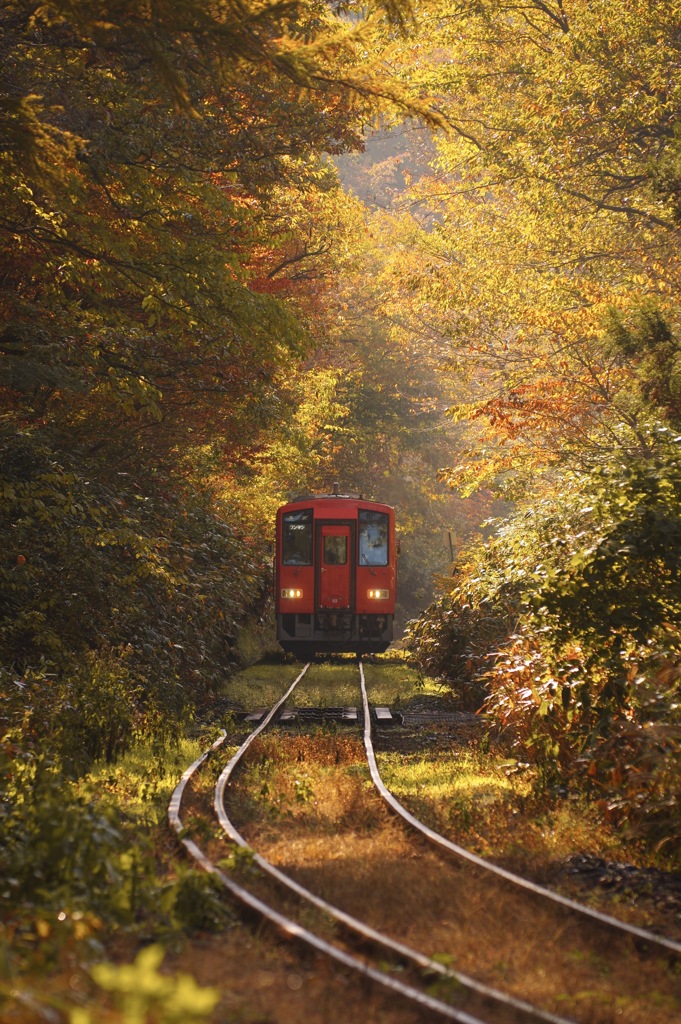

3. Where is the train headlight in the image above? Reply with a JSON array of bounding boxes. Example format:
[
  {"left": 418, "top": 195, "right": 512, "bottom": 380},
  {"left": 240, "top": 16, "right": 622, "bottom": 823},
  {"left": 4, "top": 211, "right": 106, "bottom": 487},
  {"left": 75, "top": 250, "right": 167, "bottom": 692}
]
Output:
[
  {"left": 281, "top": 588, "right": 303, "bottom": 599},
  {"left": 368, "top": 588, "right": 390, "bottom": 600}
]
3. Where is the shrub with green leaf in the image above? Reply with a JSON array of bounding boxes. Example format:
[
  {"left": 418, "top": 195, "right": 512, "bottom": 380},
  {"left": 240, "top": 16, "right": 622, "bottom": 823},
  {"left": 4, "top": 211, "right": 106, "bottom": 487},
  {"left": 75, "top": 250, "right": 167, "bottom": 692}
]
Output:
[
  {"left": 0, "top": 422, "right": 273, "bottom": 947},
  {"left": 0, "top": 747, "right": 124, "bottom": 920},
  {"left": 71, "top": 945, "right": 219, "bottom": 1024},
  {"left": 170, "top": 869, "right": 236, "bottom": 935},
  {"left": 408, "top": 427, "right": 681, "bottom": 859}
]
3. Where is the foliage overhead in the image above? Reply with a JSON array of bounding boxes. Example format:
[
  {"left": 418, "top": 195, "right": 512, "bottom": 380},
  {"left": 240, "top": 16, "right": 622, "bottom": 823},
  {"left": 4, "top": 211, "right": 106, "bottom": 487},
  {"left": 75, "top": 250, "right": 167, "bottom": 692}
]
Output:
[{"left": 360, "top": 0, "right": 681, "bottom": 492}]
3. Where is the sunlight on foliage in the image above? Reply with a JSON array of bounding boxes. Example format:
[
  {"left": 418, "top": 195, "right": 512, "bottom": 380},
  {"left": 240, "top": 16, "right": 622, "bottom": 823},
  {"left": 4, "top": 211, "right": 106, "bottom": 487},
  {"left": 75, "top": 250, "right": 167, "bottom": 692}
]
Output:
[
  {"left": 409, "top": 429, "right": 681, "bottom": 861},
  {"left": 72, "top": 945, "right": 219, "bottom": 1024}
]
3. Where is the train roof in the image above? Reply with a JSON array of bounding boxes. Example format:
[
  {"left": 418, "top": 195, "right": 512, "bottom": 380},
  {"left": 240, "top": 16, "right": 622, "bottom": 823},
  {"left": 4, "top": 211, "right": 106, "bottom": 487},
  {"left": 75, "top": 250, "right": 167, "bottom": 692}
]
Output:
[{"left": 280, "top": 492, "right": 393, "bottom": 509}]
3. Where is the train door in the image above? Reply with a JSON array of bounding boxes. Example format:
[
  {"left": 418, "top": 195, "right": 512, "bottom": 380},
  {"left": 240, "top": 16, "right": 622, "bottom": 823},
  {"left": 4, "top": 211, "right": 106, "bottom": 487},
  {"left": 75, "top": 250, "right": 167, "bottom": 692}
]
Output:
[{"left": 317, "top": 523, "right": 353, "bottom": 609}]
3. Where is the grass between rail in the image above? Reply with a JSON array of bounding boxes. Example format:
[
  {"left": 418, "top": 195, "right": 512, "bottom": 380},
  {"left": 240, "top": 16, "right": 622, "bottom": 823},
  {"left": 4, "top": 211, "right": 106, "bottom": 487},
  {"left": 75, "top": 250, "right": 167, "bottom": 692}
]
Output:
[
  {"left": 224, "top": 650, "right": 437, "bottom": 711},
  {"left": 239, "top": 652, "right": 681, "bottom": 947}
]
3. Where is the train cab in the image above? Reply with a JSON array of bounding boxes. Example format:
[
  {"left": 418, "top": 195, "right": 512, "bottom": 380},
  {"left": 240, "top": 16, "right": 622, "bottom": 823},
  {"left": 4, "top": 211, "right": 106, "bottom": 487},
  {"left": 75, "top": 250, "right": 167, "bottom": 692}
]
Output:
[{"left": 275, "top": 488, "right": 396, "bottom": 657}]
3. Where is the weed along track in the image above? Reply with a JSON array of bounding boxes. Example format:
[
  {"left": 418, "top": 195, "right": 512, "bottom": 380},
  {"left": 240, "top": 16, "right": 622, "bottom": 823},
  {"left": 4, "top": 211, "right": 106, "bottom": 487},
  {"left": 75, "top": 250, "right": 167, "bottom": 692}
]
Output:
[
  {"left": 170, "top": 658, "right": 681, "bottom": 1024},
  {"left": 358, "top": 662, "right": 681, "bottom": 956}
]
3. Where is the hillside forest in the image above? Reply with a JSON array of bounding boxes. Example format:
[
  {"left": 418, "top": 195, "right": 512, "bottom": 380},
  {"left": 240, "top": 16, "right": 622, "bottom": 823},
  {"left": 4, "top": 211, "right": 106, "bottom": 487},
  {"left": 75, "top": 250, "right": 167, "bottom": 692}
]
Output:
[{"left": 2, "top": 0, "right": 681, "bottom": 1005}]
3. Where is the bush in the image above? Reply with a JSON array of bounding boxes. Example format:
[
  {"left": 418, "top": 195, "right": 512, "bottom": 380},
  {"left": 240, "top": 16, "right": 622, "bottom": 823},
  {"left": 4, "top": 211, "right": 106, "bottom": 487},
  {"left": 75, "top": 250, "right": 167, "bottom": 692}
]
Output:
[
  {"left": 0, "top": 422, "right": 273, "bottom": 937},
  {"left": 0, "top": 747, "right": 124, "bottom": 918},
  {"left": 171, "top": 869, "right": 236, "bottom": 934},
  {"left": 405, "top": 577, "right": 513, "bottom": 708},
  {"left": 408, "top": 427, "right": 681, "bottom": 859},
  {"left": 0, "top": 425, "right": 271, "bottom": 773}
]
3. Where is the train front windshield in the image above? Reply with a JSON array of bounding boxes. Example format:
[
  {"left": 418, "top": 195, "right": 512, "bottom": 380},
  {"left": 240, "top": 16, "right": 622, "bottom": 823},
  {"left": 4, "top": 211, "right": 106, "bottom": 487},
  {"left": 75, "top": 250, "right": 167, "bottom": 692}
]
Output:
[
  {"left": 282, "top": 509, "right": 313, "bottom": 565},
  {"left": 358, "top": 509, "right": 389, "bottom": 566}
]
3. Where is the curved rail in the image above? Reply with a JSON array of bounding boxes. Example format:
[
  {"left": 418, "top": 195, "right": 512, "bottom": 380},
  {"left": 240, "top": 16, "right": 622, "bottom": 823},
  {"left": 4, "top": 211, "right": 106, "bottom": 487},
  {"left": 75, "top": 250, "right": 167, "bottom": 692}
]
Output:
[
  {"left": 170, "top": 767, "right": 478, "bottom": 1023},
  {"left": 170, "top": 665, "right": 484, "bottom": 1023},
  {"left": 358, "top": 660, "right": 681, "bottom": 958},
  {"left": 214, "top": 664, "right": 576, "bottom": 1024}
]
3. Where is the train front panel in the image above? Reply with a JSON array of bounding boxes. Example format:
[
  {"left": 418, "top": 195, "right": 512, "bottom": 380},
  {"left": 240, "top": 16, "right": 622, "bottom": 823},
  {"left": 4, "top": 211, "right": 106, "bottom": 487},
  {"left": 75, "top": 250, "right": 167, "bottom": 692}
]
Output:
[{"left": 276, "top": 495, "right": 395, "bottom": 656}]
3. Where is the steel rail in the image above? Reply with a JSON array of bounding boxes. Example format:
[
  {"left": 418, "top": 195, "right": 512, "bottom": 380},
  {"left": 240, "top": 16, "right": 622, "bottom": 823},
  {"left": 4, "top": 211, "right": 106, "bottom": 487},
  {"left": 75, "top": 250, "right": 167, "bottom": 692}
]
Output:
[
  {"left": 168, "top": 665, "right": 489, "bottom": 1024},
  {"left": 214, "top": 666, "right": 576, "bottom": 1024},
  {"left": 358, "top": 660, "right": 681, "bottom": 958}
]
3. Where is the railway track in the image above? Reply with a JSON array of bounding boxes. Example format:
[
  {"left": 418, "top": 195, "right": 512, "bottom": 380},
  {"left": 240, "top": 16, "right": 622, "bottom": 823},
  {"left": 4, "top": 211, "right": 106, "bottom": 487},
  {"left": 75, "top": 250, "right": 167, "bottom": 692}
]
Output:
[{"left": 169, "top": 658, "right": 680, "bottom": 1024}]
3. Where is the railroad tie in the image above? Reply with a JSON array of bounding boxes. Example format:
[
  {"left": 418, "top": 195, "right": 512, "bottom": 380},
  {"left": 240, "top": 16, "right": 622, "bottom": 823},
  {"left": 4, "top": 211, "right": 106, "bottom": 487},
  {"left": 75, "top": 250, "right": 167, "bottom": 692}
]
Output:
[{"left": 245, "top": 709, "right": 266, "bottom": 722}]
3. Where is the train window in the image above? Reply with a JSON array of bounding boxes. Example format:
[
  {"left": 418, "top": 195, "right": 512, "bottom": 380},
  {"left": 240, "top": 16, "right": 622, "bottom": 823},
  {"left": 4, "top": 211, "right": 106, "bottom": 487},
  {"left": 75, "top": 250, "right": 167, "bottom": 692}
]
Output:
[
  {"left": 282, "top": 510, "right": 313, "bottom": 565},
  {"left": 324, "top": 535, "right": 347, "bottom": 565},
  {"left": 359, "top": 510, "right": 389, "bottom": 566}
]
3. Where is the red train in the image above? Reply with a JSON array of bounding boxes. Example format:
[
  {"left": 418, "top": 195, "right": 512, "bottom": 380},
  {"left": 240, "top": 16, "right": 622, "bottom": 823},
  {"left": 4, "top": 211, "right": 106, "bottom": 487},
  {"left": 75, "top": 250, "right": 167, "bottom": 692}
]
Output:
[{"left": 275, "top": 486, "right": 397, "bottom": 657}]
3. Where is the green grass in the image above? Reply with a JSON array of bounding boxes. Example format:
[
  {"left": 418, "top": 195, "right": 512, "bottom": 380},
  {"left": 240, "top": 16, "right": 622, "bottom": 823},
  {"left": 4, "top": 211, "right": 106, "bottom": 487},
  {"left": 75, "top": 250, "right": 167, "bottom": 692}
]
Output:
[
  {"left": 84, "top": 737, "right": 205, "bottom": 824},
  {"left": 375, "top": 743, "right": 628, "bottom": 872},
  {"left": 222, "top": 659, "right": 307, "bottom": 710},
  {"left": 362, "top": 652, "right": 448, "bottom": 706},
  {"left": 379, "top": 748, "right": 520, "bottom": 805},
  {"left": 298, "top": 657, "right": 363, "bottom": 706},
  {"left": 222, "top": 651, "right": 442, "bottom": 711}
]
